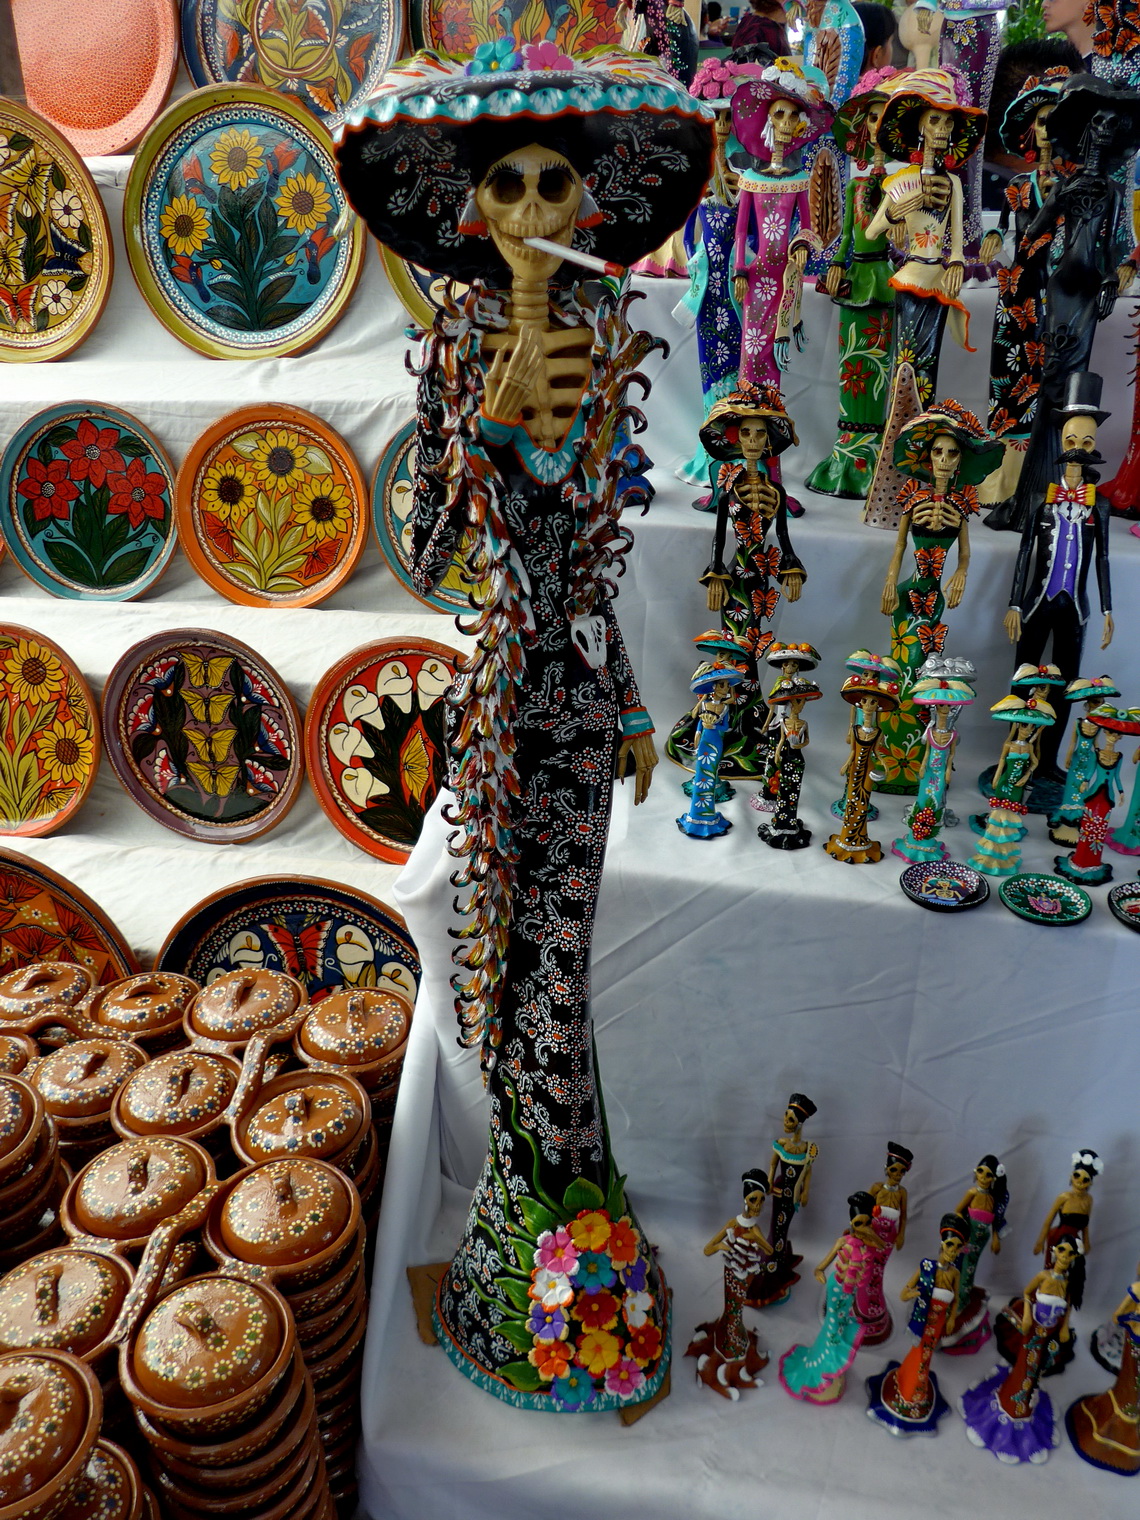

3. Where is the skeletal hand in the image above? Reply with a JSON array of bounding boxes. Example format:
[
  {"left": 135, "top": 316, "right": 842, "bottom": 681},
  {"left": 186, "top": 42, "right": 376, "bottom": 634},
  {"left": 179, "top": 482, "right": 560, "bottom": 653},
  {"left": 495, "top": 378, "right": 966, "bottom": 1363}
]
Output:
[
  {"left": 618, "top": 731, "right": 659, "bottom": 806},
  {"left": 1004, "top": 608, "right": 1021, "bottom": 645},
  {"left": 943, "top": 260, "right": 964, "bottom": 301},
  {"left": 483, "top": 327, "right": 543, "bottom": 424}
]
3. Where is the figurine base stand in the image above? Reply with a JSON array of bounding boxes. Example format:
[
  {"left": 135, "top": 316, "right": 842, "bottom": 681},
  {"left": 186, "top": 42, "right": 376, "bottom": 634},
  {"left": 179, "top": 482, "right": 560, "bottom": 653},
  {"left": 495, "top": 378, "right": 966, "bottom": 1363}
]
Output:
[
  {"left": 865, "top": 1361, "right": 950, "bottom": 1437},
  {"left": 677, "top": 813, "right": 732, "bottom": 839},
  {"left": 757, "top": 822, "right": 812, "bottom": 850},
  {"left": 824, "top": 834, "right": 883, "bottom": 864},
  {"left": 1054, "top": 854, "right": 1113, "bottom": 887},
  {"left": 960, "top": 1367, "right": 1060, "bottom": 1464},
  {"left": 1065, "top": 1334, "right": 1140, "bottom": 1475},
  {"left": 685, "top": 1323, "right": 768, "bottom": 1402}
]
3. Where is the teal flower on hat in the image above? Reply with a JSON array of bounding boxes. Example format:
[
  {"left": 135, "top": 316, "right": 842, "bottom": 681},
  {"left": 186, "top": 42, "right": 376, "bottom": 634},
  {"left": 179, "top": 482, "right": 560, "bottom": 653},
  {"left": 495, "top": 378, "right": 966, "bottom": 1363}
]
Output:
[{"left": 467, "top": 39, "right": 522, "bottom": 75}]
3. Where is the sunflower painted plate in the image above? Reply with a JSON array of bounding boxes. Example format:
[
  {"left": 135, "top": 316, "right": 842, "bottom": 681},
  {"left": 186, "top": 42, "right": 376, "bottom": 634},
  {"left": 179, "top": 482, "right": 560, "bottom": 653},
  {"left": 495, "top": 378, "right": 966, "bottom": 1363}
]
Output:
[
  {"left": 178, "top": 405, "right": 367, "bottom": 607},
  {"left": 412, "top": 0, "right": 624, "bottom": 58},
  {"left": 0, "top": 625, "right": 100, "bottom": 838},
  {"left": 998, "top": 873, "right": 1092, "bottom": 926},
  {"left": 156, "top": 875, "right": 419, "bottom": 1005},
  {"left": 0, "top": 98, "right": 114, "bottom": 363},
  {"left": 899, "top": 861, "right": 989, "bottom": 913},
  {"left": 124, "top": 85, "right": 364, "bottom": 359},
  {"left": 103, "top": 628, "right": 304, "bottom": 844},
  {"left": 181, "top": 0, "right": 404, "bottom": 132},
  {"left": 0, "top": 847, "right": 138, "bottom": 982},
  {"left": 1107, "top": 882, "right": 1140, "bottom": 932},
  {"left": 0, "top": 403, "right": 177, "bottom": 600},
  {"left": 305, "top": 638, "right": 459, "bottom": 862}
]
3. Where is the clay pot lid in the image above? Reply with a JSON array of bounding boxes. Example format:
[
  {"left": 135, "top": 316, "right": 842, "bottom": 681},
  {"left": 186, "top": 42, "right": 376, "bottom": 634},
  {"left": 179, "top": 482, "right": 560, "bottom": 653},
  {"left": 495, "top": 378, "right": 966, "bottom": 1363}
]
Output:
[
  {"left": 297, "top": 987, "right": 410, "bottom": 1067},
  {"left": 219, "top": 1161, "right": 354, "bottom": 1267},
  {"left": 29, "top": 1041, "right": 147, "bottom": 1121},
  {"left": 0, "top": 1349, "right": 101, "bottom": 1508},
  {"left": 240, "top": 1078, "right": 366, "bottom": 1163},
  {"left": 0, "top": 963, "right": 92, "bottom": 1018},
  {"left": 113, "top": 1051, "right": 237, "bottom": 1137},
  {"left": 58, "top": 1439, "right": 142, "bottom": 1520},
  {"left": 0, "top": 1249, "right": 132, "bottom": 1359},
  {"left": 187, "top": 971, "right": 305, "bottom": 1045},
  {"left": 69, "top": 1139, "right": 209, "bottom": 1241},
  {"left": 130, "top": 1276, "right": 285, "bottom": 1410},
  {"left": 0, "top": 1037, "right": 34, "bottom": 1076},
  {"left": 87, "top": 974, "right": 198, "bottom": 1038},
  {"left": 0, "top": 1076, "right": 38, "bottom": 1163}
]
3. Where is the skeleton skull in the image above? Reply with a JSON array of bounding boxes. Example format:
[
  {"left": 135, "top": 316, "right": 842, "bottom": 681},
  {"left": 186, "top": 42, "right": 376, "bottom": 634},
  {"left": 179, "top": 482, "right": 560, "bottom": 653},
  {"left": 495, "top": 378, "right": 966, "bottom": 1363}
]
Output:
[
  {"left": 768, "top": 98, "right": 806, "bottom": 147},
  {"left": 929, "top": 431, "right": 961, "bottom": 488},
  {"left": 918, "top": 106, "right": 954, "bottom": 153},
  {"left": 475, "top": 143, "right": 584, "bottom": 280},
  {"left": 1033, "top": 101, "right": 1054, "bottom": 153},
  {"left": 738, "top": 417, "right": 770, "bottom": 460}
]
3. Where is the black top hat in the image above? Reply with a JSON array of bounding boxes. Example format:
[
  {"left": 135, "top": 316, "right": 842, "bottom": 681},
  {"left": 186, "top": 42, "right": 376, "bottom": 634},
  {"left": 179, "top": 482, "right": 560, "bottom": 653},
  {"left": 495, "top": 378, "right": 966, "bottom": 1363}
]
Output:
[{"left": 1054, "top": 371, "right": 1110, "bottom": 426}]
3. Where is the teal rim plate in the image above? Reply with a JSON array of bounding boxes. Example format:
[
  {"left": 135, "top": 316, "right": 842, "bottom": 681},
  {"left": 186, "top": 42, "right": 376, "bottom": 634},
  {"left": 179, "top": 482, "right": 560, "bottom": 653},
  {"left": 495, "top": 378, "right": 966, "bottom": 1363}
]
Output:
[{"left": 998, "top": 873, "right": 1092, "bottom": 926}]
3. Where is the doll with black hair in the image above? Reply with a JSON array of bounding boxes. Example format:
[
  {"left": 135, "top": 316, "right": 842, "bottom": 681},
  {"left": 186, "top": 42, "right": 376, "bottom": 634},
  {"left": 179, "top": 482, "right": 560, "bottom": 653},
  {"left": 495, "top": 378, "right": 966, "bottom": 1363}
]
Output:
[
  {"left": 855, "top": 1140, "right": 913, "bottom": 1345},
  {"left": 746, "top": 1091, "right": 818, "bottom": 1308},
  {"left": 941, "top": 1152, "right": 1009, "bottom": 1355},
  {"left": 688, "top": 1168, "right": 773, "bottom": 1398}
]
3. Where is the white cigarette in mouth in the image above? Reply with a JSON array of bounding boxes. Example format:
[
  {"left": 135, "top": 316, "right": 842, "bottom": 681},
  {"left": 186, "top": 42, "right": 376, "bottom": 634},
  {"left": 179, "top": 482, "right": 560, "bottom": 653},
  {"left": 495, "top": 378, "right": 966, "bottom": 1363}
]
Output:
[{"left": 523, "top": 236, "right": 626, "bottom": 276}]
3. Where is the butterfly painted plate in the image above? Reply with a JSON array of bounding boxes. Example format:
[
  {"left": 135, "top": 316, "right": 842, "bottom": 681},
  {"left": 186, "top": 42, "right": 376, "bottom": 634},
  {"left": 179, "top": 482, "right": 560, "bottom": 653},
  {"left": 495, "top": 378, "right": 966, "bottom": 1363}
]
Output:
[
  {"left": 103, "top": 629, "right": 304, "bottom": 844},
  {"left": 306, "top": 638, "right": 459, "bottom": 863},
  {"left": 0, "top": 98, "right": 114, "bottom": 363},
  {"left": 124, "top": 85, "right": 365, "bottom": 359},
  {"left": 0, "top": 404, "right": 177, "bottom": 601},
  {"left": 412, "top": 0, "right": 624, "bottom": 57},
  {"left": 1107, "top": 882, "right": 1140, "bottom": 932},
  {"left": 181, "top": 0, "right": 405, "bottom": 132},
  {"left": 0, "top": 847, "right": 139, "bottom": 982},
  {"left": 998, "top": 873, "right": 1092, "bottom": 926},
  {"left": 11, "top": 0, "right": 179, "bottom": 156},
  {"left": 0, "top": 625, "right": 100, "bottom": 838},
  {"left": 156, "top": 875, "right": 419, "bottom": 1005},
  {"left": 372, "top": 420, "right": 486, "bottom": 614},
  {"left": 178, "top": 405, "right": 367, "bottom": 607},
  {"left": 899, "top": 861, "right": 989, "bottom": 913}
]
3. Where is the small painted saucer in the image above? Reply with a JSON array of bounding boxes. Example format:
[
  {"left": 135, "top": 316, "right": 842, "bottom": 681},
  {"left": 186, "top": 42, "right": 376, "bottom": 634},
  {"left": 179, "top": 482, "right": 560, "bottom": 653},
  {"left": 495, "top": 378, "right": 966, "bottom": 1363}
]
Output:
[
  {"left": 1107, "top": 882, "right": 1140, "bottom": 932},
  {"left": 900, "top": 861, "right": 989, "bottom": 913},
  {"left": 998, "top": 874, "right": 1092, "bottom": 926}
]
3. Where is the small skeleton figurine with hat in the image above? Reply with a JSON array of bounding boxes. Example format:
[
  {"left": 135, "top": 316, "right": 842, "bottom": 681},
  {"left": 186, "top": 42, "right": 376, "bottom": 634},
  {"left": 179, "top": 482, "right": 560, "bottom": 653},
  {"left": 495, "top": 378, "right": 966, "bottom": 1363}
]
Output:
[
  {"left": 751, "top": 639, "right": 819, "bottom": 818},
  {"left": 968, "top": 694, "right": 1055, "bottom": 876},
  {"left": 1049, "top": 674, "right": 1122, "bottom": 843},
  {"left": 892, "top": 655, "right": 976, "bottom": 864},
  {"left": 756, "top": 666, "right": 821, "bottom": 850},
  {"left": 825, "top": 658, "right": 902, "bottom": 863},
  {"left": 677, "top": 655, "right": 750, "bottom": 839},
  {"left": 1054, "top": 705, "right": 1140, "bottom": 885}
]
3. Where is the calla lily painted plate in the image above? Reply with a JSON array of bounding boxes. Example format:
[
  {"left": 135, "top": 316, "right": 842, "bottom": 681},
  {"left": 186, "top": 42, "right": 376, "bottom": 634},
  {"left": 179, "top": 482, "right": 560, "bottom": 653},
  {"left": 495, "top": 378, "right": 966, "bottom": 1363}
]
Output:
[
  {"left": 305, "top": 638, "right": 459, "bottom": 862},
  {"left": 998, "top": 873, "right": 1092, "bottom": 926},
  {"left": 0, "top": 98, "right": 114, "bottom": 363},
  {"left": 124, "top": 85, "right": 364, "bottom": 359},
  {"left": 157, "top": 875, "right": 419, "bottom": 1005},
  {"left": 0, "top": 403, "right": 177, "bottom": 600},
  {"left": 103, "top": 628, "right": 304, "bottom": 843},
  {"left": 178, "top": 405, "right": 367, "bottom": 607},
  {"left": 0, "top": 847, "right": 138, "bottom": 981}
]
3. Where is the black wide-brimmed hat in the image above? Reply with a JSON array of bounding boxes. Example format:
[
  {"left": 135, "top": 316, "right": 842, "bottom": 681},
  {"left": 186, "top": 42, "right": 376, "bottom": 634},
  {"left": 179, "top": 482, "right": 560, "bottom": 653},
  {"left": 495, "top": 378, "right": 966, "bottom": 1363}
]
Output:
[
  {"left": 334, "top": 46, "right": 715, "bottom": 285},
  {"left": 700, "top": 382, "right": 798, "bottom": 459},
  {"left": 894, "top": 399, "right": 1002, "bottom": 488},
  {"left": 999, "top": 66, "right": 1073, "bottom": 157},
  {"left": 1044, "top": 73, "right": 1140, "bottom": 162}
]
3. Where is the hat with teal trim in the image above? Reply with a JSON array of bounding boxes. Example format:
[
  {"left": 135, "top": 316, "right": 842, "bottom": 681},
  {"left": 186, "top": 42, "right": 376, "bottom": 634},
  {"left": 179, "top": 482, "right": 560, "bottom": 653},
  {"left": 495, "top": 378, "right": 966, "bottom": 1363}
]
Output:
[
  {"left": 1064, "top": 674, "right": 1121, "bottom": 703},
  {"left": 990, "top": 694, "right": 1056, "bottom": 727},
  {"left": 691, "top": 658, "right": 749, "bottom": 694}
]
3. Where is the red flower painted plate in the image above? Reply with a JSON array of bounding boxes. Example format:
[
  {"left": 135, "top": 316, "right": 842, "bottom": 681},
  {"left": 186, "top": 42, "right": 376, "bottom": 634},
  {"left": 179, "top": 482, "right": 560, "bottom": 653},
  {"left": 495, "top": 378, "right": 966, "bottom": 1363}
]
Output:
[{"left": 0, "top": 847, "right": 139, "bottom": 982}]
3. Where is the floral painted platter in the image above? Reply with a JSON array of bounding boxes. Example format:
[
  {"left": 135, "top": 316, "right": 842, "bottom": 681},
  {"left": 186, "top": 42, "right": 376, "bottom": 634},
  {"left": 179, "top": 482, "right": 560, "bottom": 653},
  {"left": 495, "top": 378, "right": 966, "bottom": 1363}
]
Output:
[
  {"left": 372, "top": 420, "right": 486, "bottom": 614},
  {"left": 305, "top": 638, "right": 458, "bottom": 863},
  {"left": 0, "top": 98, "right": 114, "bottom": 363},
  {"left": 11, "top": 0, "right": 180, "bottom": 157},
  {"left": 123, "top": 85, "right": 364, "bottom": 359},
  {"left": 899, "top": 861, "right": 989, "bottom": 913},
  {"left": 378, "top": 245, "right": 471, "bottom": 334},
  {"left": 181, "top": 0, "right": 405, "bottom": 132},
  {"left": 156, "top": 875, "right": 419, "bottom": 1005},
  {"left": 411, "top": 0, "right": 623, "bottom": 58},
  {"left": 1107, "top": 882, "right": 1140, "bottom": 933},
  {"left": 103, "top": 628, "right": 304, "bottom": 844},
  {"left": 178, "top": 404, "right": 367, "bottom": 607},
  {"left": 0, "top": 625, "right": 100, "bottom": 838},
  {"left": 998, "top": 873, "right": 1092, "bottom": 927},
  {"left": 0, "top": 846, "right": 139, "bottom": 981},
  {"left": 0, "top": 404, "right": 177, "bottom": 600}
]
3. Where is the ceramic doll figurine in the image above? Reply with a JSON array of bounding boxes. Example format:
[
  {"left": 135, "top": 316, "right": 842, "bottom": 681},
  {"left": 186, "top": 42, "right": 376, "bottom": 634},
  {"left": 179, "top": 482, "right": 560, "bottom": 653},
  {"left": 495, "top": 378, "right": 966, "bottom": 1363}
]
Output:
[
  {"left": 1055, "top": 706, "right": 1140, "bottom": 885},
  {"left": 756, "top": 677, "right": 821, "bottom": 849},
  {"left": 665, "top": 384, "right": 804, "bottom": 784},
  {"left": 979, "top": 70, "right": 1074, "bottom": 510},
  {"left": 936, "top": 3, "right": 1004, "bottom": 263},
  {"left": 994, "top": 1226, "right": 1087, "bottom": 1380},
  {"left": 825, "top": 665, "right": 902, "bottom": 863},
  {"left": 1049, "top": 675, "right": 1121, "bottom": 844},
  {"left": 751, "top": 640, "right": 821, "bottom": 816},
  {"left": 335, "top": 47, "right": 714, "bottom": 1414},
  {"left": 746, "top": 1092, "right": 819, "bottom": 1308},
  {"left": 677, "top": 659, "right": 749, "bottom": 839},
  {"left": 1067, "top": 1269, "right": 1140, "bottom": 1476},
  {"left": 898, "top": 0, "right": 943, "bottom": 70},
  {"left": 866, "top": 71, "right": 987, "bottom": 410},
  {"left": 892, "top": 659, "right": 976, "bottom": 863},
  {"left": 1034, "top": 1147, "right": 1102, "bottom": 1260},
  {"left": 802, "top": 0, "right": 864, "bottom": 106},
  {"left": 807, "top": 70, "right": 901, "bottom": 500},
  {"left": 865, "top": 1212, "right": 968, "bottom": 1436},
  {"left": 876, "top": 402, "right": 1000, "bottom": 794},
  {"left": 687, "top": 1168, "right": 773, "bottom": 1399},
  {"left": 1107, "top": 716, "right": 1140, "bottom": 855},
  {"left": 856, "top": 1141, "right": 914, "bottom": 1345},
  {"left": 940, "top": 1153, "right": 1009, "bottom": 1356},
  {"left": 967, "top": 696, "right": 1055, "bottom": 877},
  {"left": 960, "top": 1233, "right": 1083, "bottom": 1463},
  {"left": 779, "top": 1191, "right": 880, "bottom": 1403}
]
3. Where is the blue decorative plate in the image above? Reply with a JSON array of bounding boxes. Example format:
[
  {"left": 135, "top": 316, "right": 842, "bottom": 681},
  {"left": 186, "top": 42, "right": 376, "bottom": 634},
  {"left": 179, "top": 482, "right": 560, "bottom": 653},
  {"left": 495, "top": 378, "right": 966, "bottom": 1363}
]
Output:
[
  {"left": 998, "top": 873, "right": 1092, "bottom": 926},
  {"left": 899, "top": 861, "right": 989, "bottom": 912}
]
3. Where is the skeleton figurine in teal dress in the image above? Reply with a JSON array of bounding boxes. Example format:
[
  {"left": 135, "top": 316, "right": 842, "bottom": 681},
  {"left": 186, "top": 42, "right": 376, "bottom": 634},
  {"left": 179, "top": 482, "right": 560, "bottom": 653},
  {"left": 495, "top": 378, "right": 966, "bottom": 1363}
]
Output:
[
  {"left": 1049, "top": 675, "right": 1121, "bottom": 844},
  {"left": 892, "top": 657, "right": 976, "bottom": 863},
  {"left": 969, "top": 695, "right": 1056, "bottom": 877},
  {"left": 677, "top": 658, "right": 749, "bottom": 838}
]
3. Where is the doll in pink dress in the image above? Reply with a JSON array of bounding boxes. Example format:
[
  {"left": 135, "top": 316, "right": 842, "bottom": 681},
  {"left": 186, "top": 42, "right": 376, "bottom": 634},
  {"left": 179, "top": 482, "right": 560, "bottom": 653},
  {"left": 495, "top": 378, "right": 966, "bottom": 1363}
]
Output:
[{"left": 780, "top": 1191, "right": 880, "bottom": 1403}]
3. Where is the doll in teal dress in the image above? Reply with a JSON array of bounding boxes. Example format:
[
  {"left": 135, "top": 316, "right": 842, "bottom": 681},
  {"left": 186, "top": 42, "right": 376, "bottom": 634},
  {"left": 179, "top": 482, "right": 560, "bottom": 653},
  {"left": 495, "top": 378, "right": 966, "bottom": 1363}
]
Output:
[
  {"left": 1055, "top": 706, "right": 1140, "bottom": 884},
  {"left": 892, "top": 658, "right": 976, "bottom": 863},
  {"left": 1049, "top": 676, "right": 1121, "bottom": 844},
  {"left": 969, "top": 696, "right": 1056, "bottom": 877},
  {"left": 677, "top": 660, "right": 748, "bottom": 838}
]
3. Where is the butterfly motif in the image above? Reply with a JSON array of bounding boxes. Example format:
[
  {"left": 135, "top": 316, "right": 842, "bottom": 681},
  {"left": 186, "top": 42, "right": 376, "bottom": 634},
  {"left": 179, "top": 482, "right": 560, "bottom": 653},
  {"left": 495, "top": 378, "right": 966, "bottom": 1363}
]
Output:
[
  {"left": 759, "top": 545, "right": 781, "bottom": 575},
  {"left": 1009, "top": 373, "right": 1038, "bottom": 405},
  {"left": 44, "top": 225, "right": 86, "bottom": 277},
  {"left": 184, "top": 728, "right": 238, "bottom": 797},
  {"left": 1008, "top": 181, "right": 1032, "bottom": 211},
  {"left": 261, "top": 915, "right": 332, "bottom": 988},
  {"left": 183, "top": 688, "right": 233, "bottom": 724},
  {"left": 750, "top": 587, "right": 780, "bottom": 620},
  {"left": 912, "top": 546, "right": 946, "bottom": 580},
  {"left": 182, "top": 652, "right": 233, "bottom": 688},
  {"left": 1007, "top": 300, "right": 1036, "bottom": 330},
  {"left": 916, "top": 622, "right": 948, "bottom": 655},
  {"left": 908, "top": 590, "right": 940, "bottom": 620},
  {"left": 0, "top": 284, "right": 35, "bottom": 326},
  {"left": 1023, "top": 340, "right": 1045, "bottom": 369}
]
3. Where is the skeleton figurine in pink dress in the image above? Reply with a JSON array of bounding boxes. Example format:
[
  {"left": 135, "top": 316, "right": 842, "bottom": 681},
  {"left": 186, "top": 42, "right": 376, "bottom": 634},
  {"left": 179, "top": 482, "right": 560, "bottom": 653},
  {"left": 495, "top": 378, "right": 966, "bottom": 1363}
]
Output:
[{"left": 856, "top": 1141, "right": 914, "bottom": 1345}]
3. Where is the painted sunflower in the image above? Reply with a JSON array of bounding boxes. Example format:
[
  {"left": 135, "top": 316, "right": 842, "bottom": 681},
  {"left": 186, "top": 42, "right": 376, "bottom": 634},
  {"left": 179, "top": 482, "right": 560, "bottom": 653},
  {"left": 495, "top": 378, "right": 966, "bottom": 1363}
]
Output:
[
  {"left": 209, "top": 128, "right": 264, "bottom": 191},
  {"left": 275, "top": 172, "right": 332, "bottom": 235},
  {"left": 34, "top": 716, "right": 94, "bottom": 784},
  {"left": 251, "top": 429, "right": 306, "bottom": 494},
  {"left": 201, "top": 457, "right": 255, "bottom": 525},
  {"left": 294, "top": 477, "right": 351, "bottom": 541},
  {"left": 0, "top": 638, "right": 66, "bottom": 705},
  {"left": 160, "top": 195, "right": 209, "bottom": 256}
]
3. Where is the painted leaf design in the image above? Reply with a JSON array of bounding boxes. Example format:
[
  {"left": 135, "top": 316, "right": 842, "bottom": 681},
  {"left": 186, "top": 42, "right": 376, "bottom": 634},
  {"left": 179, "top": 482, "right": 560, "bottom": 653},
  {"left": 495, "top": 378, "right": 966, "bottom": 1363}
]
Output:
[
  {"left": 303, "top": 446, "right": 333, "bottom": 475},
  {"left": 229, "top": 432, "right": 263, "bottom": 459}
]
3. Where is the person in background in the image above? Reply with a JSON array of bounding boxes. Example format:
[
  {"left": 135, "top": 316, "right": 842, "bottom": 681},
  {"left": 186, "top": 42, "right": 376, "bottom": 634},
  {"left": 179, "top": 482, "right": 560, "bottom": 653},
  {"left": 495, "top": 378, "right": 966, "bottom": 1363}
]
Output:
[
  {"left": 1043, "top": 0, "right": 1095, "bottom": 65},
  {"left": 853, "top": 1, "right": 898, "bottom": 74},
  {"left": 732, "top": 0, "right": 790, "bottom": 53},
  {"left": 707, "top": 0, "right": 731, "bottom": 38},
  {"left": 981, "top": 36, "right": 1084, "bottom": 211}
]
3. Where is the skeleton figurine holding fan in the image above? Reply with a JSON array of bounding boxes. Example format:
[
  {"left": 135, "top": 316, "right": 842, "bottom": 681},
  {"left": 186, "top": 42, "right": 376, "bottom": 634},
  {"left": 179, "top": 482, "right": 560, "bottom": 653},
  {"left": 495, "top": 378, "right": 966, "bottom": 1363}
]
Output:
[{"left": 336, "top": 48, "right": 714, "bottom": 1414}]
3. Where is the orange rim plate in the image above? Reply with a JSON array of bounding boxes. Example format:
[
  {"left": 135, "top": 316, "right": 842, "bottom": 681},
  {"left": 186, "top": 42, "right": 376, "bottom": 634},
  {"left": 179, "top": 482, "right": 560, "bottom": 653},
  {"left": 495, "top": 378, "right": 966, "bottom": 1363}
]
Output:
[
  {"left": 0, "top": 624, "right": 100, "bottom": 838},
  {"left": 0, "top": 846, "right": 139, "bottom": 982},
  {"left": 177, "top": 405, "right": 368, "bottom": 608}
]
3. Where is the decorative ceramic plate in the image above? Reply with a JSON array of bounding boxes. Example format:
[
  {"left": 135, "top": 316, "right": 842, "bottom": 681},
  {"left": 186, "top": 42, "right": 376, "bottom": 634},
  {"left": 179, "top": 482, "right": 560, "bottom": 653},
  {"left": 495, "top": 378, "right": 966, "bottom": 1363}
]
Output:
[
  {"left": 0, "top": 98, "right": 114, "bottom": 363},
  {"left": 899, "top": 861, "right": 989, "bottom": 913},
  {"left": 181, "top": 0, "right": 404, "bottom": 132},
  {"left": 12, "top": 0, "right": 179, "bottom": 156},
  {"left": 103, "top": 629, "right": 304, "bottom": 843},
  {"left": 305, "top": 638, "right": 458, "bottom": 862},
  {"left": 0, "top": 404, "right": 177, "bottom": 601},
  {"left": 157, "top": 876, "right": 419, "bottom": 1005},
  {"left": 0, "top": 847, "right": 138, "bottom": 982},
  {"left": 177, "top": 405, "right": 367, "bottom": 607},
  {"left": 412, "top": 0, "right": 624, "bottom": 56},
  {"left": 998, "top": 873, "right": 1092, "bottom": 926},
  {"left": 0, "top": 625, "right": 100, "bottom": 838},
  {"left": 378, "top": 246, "right": 472, "bottom": 333},
  {"left": 1107, "top": 882, "right": 1140, "bottom": 932},
  {"left": 123, "top": 85, "right": 364, "bottom": 359}
]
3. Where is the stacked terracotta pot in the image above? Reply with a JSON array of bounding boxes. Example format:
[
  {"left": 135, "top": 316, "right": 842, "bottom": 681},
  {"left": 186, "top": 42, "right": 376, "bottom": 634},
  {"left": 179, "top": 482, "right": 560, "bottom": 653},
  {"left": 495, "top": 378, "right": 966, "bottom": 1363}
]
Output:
[
  {"left": 0, "top": 964, "right": 96, "bottom": 1050},
  {"left": 86, "top": 973, "right": 199, "bottom": 1055},
  {"left": 0, "top": 1346, "right": 104, "bottom": 1520},
  {"left": 56, "top": 1438, "right": 153, "bottom": 1520},
  {"left": 112, "top": 1049, "right": 242, "bottom": 1173},
  {"left": 0, "top": 1074, "right": 67, "bottom": 1274},
  {"left": 28, "top": 1040, "right": 148, "bottom": 1165}
]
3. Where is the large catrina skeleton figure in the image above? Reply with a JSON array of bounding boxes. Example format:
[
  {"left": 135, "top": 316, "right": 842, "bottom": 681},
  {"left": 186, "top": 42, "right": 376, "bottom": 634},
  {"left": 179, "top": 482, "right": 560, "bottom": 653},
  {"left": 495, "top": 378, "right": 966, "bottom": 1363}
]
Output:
[{"left": 337, "top": 48, "right": 713, "bottom": 1415}]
